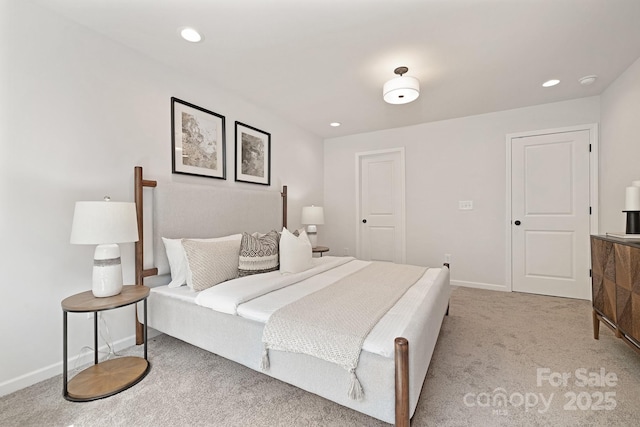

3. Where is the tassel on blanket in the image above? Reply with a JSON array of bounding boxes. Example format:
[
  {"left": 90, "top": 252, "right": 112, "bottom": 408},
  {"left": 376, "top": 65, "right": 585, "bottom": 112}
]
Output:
[
  {"left": 261, "top": 345, "right": 270, "bottom": 370},
  {"left": 348, "top": 368, "right": 364, "bottom": 400}
]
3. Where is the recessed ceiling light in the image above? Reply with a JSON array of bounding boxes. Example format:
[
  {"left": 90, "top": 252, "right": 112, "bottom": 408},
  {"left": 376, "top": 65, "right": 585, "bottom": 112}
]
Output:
[
  {"left": 330, "top": 122, "right": 341, "bottom": 127},
  {"left": 579, "top": 75, "right": 598, "bottom": 86},
  {"left": 179, "top": 27, "right": 203, "bottom": 43},
  {"left": 542, "top": 79, "right": 560, "bottom": 87}
]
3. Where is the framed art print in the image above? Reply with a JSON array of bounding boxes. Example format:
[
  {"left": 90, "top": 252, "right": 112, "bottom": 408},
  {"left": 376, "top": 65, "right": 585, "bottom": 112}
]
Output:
[
  {"left": 235, "top": 121, "right": 271, "bottom": 185},
  {"left": 171, "top": 97, "right": 226, "bottom": 180}
]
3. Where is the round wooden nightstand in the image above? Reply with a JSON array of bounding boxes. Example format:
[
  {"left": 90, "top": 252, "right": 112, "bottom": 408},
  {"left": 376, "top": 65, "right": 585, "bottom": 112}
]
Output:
[
  {"left": 312, "top": 246, "right": 329, "bottom": 257},
  {"left": 61, "top": 285, "right": 150, "bottom": 402}
]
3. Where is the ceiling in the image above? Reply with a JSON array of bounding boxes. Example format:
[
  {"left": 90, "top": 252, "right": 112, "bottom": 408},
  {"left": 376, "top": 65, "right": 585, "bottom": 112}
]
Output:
[{"left": 31, "top": 0, "right": 640, "bottom": 138}]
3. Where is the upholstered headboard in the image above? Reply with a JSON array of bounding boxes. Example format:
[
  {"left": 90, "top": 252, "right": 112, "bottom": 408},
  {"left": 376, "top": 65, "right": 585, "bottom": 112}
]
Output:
[
  {"left": 133, "top": 166, "right": 287, "bottom": 342},
  {"left": 152, "top": 181, "right": 282, "bottom": 276}
]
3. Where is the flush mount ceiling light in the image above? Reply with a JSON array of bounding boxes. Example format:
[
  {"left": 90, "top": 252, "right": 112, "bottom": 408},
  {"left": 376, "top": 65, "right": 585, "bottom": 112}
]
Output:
[
  {"left": 383, "top": 66, "right": 420, "bottom": 104},
  {"left": 579, "top": 75, "right": 598, "bottom": 86},
  {"left": 542, "top": 79, "right": 560, "bottom": 87},
  {"left": 179, "top": 27, "right": 203, "bottom": 43},
  {"left": 329, "top": 122, "right": 341, "bottom": 127}
]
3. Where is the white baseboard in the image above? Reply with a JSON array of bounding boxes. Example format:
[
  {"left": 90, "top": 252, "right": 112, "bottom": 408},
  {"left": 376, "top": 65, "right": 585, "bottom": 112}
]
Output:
[
  {"left": 451, "top": 279, "right": 508, "bottom": 292},
  {"left": 0, "top": 330, "right": 156, "bottom": 398}
]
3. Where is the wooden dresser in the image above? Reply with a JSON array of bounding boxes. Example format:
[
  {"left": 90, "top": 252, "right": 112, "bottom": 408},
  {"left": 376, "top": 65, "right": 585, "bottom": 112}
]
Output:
[{"left": 590, "top": 235, "right": 640, "bottom": 354}]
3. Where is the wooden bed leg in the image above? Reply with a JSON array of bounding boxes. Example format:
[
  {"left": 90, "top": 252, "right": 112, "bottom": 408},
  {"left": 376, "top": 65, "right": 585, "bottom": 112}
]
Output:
[
  {"left": 592, "top": 309, "right": 599, "bottom": 340},
  {"left": 395, "top": 337, "right": 410, "bottom": 427}
]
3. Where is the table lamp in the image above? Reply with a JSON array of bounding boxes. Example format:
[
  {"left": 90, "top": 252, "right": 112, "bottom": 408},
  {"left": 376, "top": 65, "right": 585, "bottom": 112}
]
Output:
[
  {"left": 301, "top": 205, "right": 324, "bottom": 248},
  {"left": 70, "top": 197, "right": 139, "bottom": 297},
  {"left": 624, "top": 181, "right": 640, "bottom": 234}
]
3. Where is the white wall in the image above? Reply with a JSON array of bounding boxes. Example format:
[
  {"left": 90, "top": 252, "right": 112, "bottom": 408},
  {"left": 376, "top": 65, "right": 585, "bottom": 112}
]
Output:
[
  {"left": 0, "top": 1, "right": 323, "bottom": 395},
  {"left": 600, "top": 56, "right": 640, "bottom": 232},
  {"left": 324, "top": 98, "right": 600, "bottom": 290}
]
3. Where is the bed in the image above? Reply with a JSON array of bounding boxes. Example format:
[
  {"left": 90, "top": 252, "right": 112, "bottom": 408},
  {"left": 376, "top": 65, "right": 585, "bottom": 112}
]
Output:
[{"left": 132, "top": 166, "right": 451, "bottom": 426}]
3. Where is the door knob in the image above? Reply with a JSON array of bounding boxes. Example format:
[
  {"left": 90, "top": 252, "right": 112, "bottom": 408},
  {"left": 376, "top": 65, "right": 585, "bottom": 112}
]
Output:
[
  {"left": 514, "top": 220, "right": 521, "bottom": 226},
  {"left": 362, "top": 219, "right": 367, "bottom": 224}
]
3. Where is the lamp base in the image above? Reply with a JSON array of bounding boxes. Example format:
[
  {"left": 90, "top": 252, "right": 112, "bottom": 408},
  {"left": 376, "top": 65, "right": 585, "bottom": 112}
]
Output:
[
  {"left": 306, "top": 225, "right": 318, "bottom": 248},
  {"left": 92, "top": 244, "right": 123, "bottom": 297},
  {"left": 624, "top": 211, "right": 640, "bottom": 234}
]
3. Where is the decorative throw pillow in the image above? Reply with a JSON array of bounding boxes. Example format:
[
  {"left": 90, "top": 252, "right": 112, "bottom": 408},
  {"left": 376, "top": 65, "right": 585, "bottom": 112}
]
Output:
[
  {"left": 238, "top": 230, "right": 280, "bottom": 277},
  {"left": 182, "top": 239, "right": 240, "bottom": 291},
  {"left": 163, "top": 234, "right": 242, "bottom": 288},
  {"left": 279, "top": 228, "right": 313, "bottom": 274}
]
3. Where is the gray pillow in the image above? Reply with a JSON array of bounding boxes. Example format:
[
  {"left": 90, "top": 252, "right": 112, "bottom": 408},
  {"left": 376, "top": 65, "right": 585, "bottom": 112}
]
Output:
[{"left": 183, "top": 239, "right": 240, "bottom": 291}]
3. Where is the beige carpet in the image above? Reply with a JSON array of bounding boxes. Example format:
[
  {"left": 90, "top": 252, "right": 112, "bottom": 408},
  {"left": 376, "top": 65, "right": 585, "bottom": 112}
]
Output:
[{"left": 1, "top": 287, "right": 639, "bottom": 426}]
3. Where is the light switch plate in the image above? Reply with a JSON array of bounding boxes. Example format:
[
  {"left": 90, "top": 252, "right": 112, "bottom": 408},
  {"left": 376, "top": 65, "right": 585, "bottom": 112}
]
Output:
[{"left": 459, "top": 200, "right": 473, "bottom": 210}]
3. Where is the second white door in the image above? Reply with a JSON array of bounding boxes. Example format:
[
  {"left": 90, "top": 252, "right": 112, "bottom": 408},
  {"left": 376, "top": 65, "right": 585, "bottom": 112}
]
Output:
[
  {"left": 511, "top": 129, "right": 592, "bottom": 300},
  {"left": 357, "top": 149, "right": 405, "bottom": 263}
]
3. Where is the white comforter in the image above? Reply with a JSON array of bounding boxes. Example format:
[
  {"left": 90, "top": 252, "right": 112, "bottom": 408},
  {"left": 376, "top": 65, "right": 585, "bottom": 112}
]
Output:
[{"left": 190, "top": 256, "right": 446, "bottom": 359}]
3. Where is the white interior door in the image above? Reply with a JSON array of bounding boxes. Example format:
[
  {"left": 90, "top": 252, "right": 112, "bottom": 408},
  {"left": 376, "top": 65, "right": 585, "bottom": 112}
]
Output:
[
  {"left": 357, "top": 149, "right": 405, "bottom": 263},
  {"left": 511, "top": 130, "right": 592, "bottom": 300}
]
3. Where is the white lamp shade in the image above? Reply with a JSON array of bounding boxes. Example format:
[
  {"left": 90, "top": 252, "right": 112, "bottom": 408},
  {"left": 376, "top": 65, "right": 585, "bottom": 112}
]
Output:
[
  {"left": 301, "top": 206, "right": 325, "bottom": 225},
  {"left": 383, "top": 75, "right": 420, "bottom": 104},
  {"left": 70, "top": 201, "right": 139, "bottom": 244},
  {"left": 625, "top": 186, "right": 640, "bottom": 211}
]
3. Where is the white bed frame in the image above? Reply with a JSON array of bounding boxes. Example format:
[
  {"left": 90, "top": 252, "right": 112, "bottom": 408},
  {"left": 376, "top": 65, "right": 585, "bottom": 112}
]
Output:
[{"left": 132, "top": 166, "right": 451, "bottom": 425}]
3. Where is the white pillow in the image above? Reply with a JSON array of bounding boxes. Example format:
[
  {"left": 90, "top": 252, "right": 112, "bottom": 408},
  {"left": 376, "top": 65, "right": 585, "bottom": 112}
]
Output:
[
  {"left": 182, "top": 239, "right": 240, "bottom": 291},
  {"left": 279, "top": 227, "right": 312, "bottom": 274},
  {"left": 162, "top": 234, "right": 242, "bottom": 288}
]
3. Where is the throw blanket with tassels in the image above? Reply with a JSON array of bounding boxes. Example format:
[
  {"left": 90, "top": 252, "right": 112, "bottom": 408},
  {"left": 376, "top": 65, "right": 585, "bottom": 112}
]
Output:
[{"left": 261, "top": 262, "right": 427, "bottom": 400}]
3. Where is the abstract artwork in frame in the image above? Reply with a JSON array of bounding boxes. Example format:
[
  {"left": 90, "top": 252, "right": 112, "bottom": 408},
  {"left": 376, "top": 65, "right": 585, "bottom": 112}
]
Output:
[
  {"left": 171, "top": 97, "right": 226, "bottom": 180},
  {"left": 234, "top": 121, "right": 271, "bottom": 186}
]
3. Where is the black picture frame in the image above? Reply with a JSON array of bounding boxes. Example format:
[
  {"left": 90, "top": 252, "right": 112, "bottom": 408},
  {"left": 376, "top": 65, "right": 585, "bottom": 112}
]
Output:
[
  {"left": 234, "top": 121, "right": 271, "bottom": 186},
  {"left": 171, "top": 97, "right": 226, "bottom": 180}
]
